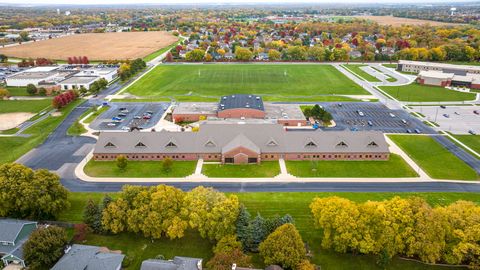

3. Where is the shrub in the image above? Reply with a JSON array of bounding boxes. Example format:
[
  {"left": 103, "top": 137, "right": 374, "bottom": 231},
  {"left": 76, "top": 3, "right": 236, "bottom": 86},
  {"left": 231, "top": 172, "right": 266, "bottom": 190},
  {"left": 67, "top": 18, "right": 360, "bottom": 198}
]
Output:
[{"left": 116, "top": 155, "right": 128, "bottom": 170}]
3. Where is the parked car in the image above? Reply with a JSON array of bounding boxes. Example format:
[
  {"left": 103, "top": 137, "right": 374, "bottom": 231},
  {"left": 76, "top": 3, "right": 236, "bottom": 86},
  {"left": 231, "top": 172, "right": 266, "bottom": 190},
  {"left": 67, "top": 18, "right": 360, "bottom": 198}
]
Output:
[
  {"left": 134, "top": 115, "right": 141, "bottom": 119},
  {"left": 143, "top": 115, "right": 151, "bottom": 120},
  {"left": 338, "top": 103, "right": 343, "bottom": 107},
  {"left": 121, "top": 126, "right": 130, "bottom": 131},
  {"left": 107, "top": 123, "right": 117, "bottom": 127},
  {"left": 406, "top": 129, "right": 412, "bottom": 133},
  {"left": 367, "top": 121, "right": 373, "bottom": 126},
  {"left": 443, "top": 114, "right": 449, "bottom": 118},
  {"left": 469, "top": 130, "right": 477, "bottom": 135},
  {"left": 112, "top": 117, "right": 122, "bottom": 121},
  {"left": 357, "top": 110, "right": 365, "bottom": 117},
  {"left": 401, "top": 119, "right": 407, "bottom": 124},
  {"left": 146, "top": 111, "right": 153, "bottom": 115},
  {"left": 414, "top": 129, "right": 421, "bottom": 134},
  {"left": 120, "top": 109, "right": 129, "bottom": 113},
  {"left": 474, "top": 110, "right": 479, "bottom": 115},
  {"left": 440, "top": 105, "right": 446, "bottom": 109},
  {"left": 118, "top": 113, "right": 127, "bottom": 117},
  {"left": 119, "top": 107, "right": 127, "bottom": 111},
  {"left": 389, "top": 113, "right": 396, "bottom": 118}
]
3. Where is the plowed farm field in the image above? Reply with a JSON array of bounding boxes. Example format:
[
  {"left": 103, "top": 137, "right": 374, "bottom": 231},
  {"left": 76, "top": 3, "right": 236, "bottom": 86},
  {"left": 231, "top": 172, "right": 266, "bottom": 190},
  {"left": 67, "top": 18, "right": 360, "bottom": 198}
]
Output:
[{"left": 0, "top": 31, "right": 177, "bottom": 61}]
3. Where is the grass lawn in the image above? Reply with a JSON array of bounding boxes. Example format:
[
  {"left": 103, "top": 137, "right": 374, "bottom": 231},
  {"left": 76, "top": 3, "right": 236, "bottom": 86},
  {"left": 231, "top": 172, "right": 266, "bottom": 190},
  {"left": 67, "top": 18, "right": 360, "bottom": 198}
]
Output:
[
  {"left": 202, "top": 161, "right": 280, "bottom": 178},
  {"left": 389, "top": 135, "right": 478, "bottom": 180},
  {"left": 67, "top": 121, "right": 87, "bottom": 136},
  {"left": 0, "top": 99, "right": 83, "bottom": 164},
  {"left": 0, "top": 127, "right": 18, "bottom": 135},
  {"left": 380, "top": 83, "right": 477, "bottom": 102},
  {"left": 60, "top": 191, "right": 480, "bottom": 270},
  {"left": 83, "top": 105, "right": 110, "bottom": 124},
  {"left": 0, "top": 99, "right": 51, "bottom": 114},
  {"left": 382, "top": 63, "right": 397, "bottom": 68},
  {"left": 452, "top": 135, "right": 480, "bottom": 154},
  {"left": 143, "top": 39, "right": 181, "bottom": 62},
  {"left": 286, "top": 154, "right": 418, "bottom": 178},
  {"left": 342, "top": 64, "right": 381, "bottom": 82},
  {"left": 84, "top": 160, "right": 196, "bottom": 178},
  {"left": 126, "top": 64, "right": 369, "bottom": 101},
  {"left": 6, "top": 86, "right": 28, "bottom": 96}
]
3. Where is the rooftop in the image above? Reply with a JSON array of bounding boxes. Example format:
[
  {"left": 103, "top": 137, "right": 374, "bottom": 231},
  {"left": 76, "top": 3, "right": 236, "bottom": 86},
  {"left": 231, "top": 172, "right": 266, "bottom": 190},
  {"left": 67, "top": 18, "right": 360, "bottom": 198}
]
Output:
[
  {"left": 140, "top": 257, "right": 202, "bottom": 270},
  {"left": 219, "top": 94, "right": 264, "bottom": 111},
  {"left": 173, "top": 102, "right": 218, "bottom": 115},
  {"left": 399, "top": 60, "right": 480, "bottom": 71},
  {"left": 264, "top": 103, "right": 305, "bottom": 120},
  {"left": 60, "top": 76, "right": 99, "bottom": 84},
  {"left": 51, "top": 244, "right": 125, "bottom": 270}
]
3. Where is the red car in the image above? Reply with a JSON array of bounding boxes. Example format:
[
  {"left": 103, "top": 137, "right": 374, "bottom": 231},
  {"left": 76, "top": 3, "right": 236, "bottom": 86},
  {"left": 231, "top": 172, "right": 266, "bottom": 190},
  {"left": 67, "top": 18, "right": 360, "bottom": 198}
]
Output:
[{"left": 143, "top": 115, "right": 151, "bottom": 120}]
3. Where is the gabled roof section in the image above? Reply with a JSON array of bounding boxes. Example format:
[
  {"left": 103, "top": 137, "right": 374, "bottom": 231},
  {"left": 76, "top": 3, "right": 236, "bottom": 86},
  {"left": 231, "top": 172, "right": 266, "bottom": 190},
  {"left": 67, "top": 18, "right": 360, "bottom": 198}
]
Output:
[
  {"left": 222, "top": 134, "right": 260, "bottom": 154},
  {"left": 104, "top": 142, "right": 116, "bottom": 148},
  {"left": 135, "top": 141, "right": 147, "bottom": 148},
  {"left": 165, "top": 138, "right": 178, "bottom": 148},
  {"left": 336, "top": 141, "right": 348, "bottom": 148},
  {"left": 204, "top": 139, "right": 216, "bottom": 147},
  {"left": 304, "top": 138, "right": 317, "bottom": 147},
  {"left": 266, "top": 138, "right": 278, "bottom": 147},
  {"left": 51, "top": 244, "right": 125, "bottom": 270},
  {"left": 0, "top": 219, "right": 37, "bottom": 244},
  {"left": 367, "top": 141, "right": 379, "bottom": 147}
]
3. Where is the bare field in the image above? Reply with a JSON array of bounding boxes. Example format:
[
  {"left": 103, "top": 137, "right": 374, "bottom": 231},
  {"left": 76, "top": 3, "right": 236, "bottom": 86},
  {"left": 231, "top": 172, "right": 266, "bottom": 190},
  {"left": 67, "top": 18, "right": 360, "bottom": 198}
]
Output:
[
  {"left": 0, "top": 112, "right": 33, "bottom": 130},
  {"left": 355, "top": 16, "right": 461, "bottom": 26},
  {"left": 0, "top": 32, "right": 177, "bottom": 61}
]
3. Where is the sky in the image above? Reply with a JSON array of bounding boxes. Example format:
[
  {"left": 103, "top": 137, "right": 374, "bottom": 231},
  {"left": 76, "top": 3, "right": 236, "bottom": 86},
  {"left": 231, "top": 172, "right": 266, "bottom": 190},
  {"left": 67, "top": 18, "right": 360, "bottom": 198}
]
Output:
[{"left": 0, "top": 0, "right": 474, "bottom": 4}]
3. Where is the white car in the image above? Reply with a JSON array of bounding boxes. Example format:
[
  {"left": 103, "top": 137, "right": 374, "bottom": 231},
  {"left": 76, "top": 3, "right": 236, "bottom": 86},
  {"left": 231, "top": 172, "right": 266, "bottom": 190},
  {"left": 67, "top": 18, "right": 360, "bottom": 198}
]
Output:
[
  {"left": 121, "top": 126, "right": 130, "bottom": 131},
  {"left": 107, "top": 123, "right": 117, "bottom": 127},
  {"left": 389, "top": 113, "right": 396, "bottom": 118}
]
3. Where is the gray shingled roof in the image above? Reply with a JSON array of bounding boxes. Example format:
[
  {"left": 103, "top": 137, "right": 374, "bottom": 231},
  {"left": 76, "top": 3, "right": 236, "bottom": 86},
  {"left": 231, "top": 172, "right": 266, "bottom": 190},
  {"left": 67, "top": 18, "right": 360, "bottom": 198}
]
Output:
[
  {"left": 219, "top": 94, "right": 264, "bottom": 111},
  {"left": 94, "top": 123, "right": 389, "bottom": 155},
  {"left": 140, "top": 257, "right": 202, "bottom": 270},
  {"left": 0, "top": 219, "right": 35, "bottom": 243},
  {"left": 51, "top": 244, "right": 124, "bottom": 270}
]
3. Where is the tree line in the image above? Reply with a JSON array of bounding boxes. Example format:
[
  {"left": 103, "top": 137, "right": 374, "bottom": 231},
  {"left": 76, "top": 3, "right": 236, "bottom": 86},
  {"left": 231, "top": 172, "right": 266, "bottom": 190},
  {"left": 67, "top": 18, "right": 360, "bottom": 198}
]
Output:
[{"left": 310, "top": 196, "right": 480, "bottom": 268}]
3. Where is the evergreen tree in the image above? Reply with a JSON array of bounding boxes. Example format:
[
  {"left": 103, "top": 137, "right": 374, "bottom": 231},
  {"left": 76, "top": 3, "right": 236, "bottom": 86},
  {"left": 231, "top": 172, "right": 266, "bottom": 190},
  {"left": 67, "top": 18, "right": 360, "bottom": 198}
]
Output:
[
  {"left": 236, "top": 204, "right": 251, "bottom": 250},
  {"left": 83, "top": 199, "right": 103, "bottom": 233}
]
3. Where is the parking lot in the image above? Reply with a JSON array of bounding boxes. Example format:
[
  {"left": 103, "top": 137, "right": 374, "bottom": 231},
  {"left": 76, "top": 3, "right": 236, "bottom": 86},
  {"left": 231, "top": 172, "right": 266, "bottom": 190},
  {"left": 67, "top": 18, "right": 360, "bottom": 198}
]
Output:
[
  {"left": 316, "top": 102, "right": 435, "bottom": 134},
  {"left": 89, "top": 102, "right": 170, "bottom": 131},
  {"left": 412, "top": 105, "right": 480, "bottom": 135}
]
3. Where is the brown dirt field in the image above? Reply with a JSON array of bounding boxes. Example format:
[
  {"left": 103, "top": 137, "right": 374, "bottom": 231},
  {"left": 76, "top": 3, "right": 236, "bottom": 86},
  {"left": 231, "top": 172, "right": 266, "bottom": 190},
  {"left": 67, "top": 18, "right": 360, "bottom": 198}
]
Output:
[
  {"left": 0, "top": 112, "right": 34, "bottom": 130},
  {"left": 355, "top": 16, "right": 461, "bottom": 26},
  {"left": 0, "top": 31, "right": 177, "bottom": 61}
]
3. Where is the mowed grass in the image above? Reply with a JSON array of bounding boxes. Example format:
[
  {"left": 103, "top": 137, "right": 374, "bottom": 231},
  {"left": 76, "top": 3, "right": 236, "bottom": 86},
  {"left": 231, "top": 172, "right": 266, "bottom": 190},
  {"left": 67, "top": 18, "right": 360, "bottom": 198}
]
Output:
[
  {"left": 5, "top": 86, "right": 28, "bottom": 96},
  {"left": 380, "top": 83, "right": 476, "bottom": 102},
  {"left": 84, "top": 160, "right": 196, "bottom": 178},
  {"left": 342, "top": 64, "right": 381, "bottom": 82},
  {"left": 0, "top": 99, "right": 51, "bottom": 113},
  {"left": 286, "top": 154, "right": 418, "bottom": 178},
  {"left": 0, "top": 99, "right": 83, "bottom": 164},
  {"left": 452, "top": 135, "right": 480, "bottom": 154},
  {"left": 59, "top": 191, "right": 480, "bottom": 270},
  {"left": 389, "top": 135, "right": 478, "bottom": 180},
  {"left": 382, "top": 63, "right": 398, "bottom": 69},
  {"left": 126, "top": 64, "right": 369, "bottom": 101},
  {"left": 202, "top": 161, "right": 280, "bottom": 178}
]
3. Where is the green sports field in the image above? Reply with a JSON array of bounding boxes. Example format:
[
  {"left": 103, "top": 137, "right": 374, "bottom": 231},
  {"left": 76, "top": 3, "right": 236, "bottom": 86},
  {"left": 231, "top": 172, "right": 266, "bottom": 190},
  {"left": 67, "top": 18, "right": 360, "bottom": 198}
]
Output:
[{"left": 126, "top": 64, "right": 369, "bottom": 101}]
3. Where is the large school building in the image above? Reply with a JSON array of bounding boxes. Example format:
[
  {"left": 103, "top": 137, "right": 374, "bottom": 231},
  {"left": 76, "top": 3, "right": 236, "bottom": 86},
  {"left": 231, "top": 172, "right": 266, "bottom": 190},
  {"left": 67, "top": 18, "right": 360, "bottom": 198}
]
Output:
[{"left": 93, "top": 122, "right": 390, "bottom": 164}]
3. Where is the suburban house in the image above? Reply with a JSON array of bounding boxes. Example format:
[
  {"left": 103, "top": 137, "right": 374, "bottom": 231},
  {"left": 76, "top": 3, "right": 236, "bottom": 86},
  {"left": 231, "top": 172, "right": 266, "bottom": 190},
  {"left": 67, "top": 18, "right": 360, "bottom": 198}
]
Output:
[
  {"left": 51, "top": 244, "right": 125, "bottom": 270},
  {"left": 172, "top": 94, "right": 307, "bottom": 126},
  {"left": 0, "top": 219, "right": 37, "bottom": 268},
  {"left": 93, "top": 122, "right": 390, "bottom": 164},
  {"left": 140, "top": 256, "right": 202, "bottom": 270}
]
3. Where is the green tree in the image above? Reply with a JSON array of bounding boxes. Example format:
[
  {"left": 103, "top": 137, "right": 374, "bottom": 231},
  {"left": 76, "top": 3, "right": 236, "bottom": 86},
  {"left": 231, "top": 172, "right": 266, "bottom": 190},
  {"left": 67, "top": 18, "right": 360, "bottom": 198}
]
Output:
[
  {"left": 38, "top": 87, "right": 47, "bottom": 96},
  {"left": 23, "top": 226, "right": 68, "bottom": 270},
  {"left": 308, "top": 46, "right": 325, "bottom": 61},
  {"left": 186, "top": 49, "right": 205, "bottom": 62},
  {"left": 0, "top": 54, "right": 8, "bottom": 63},
  {"left": 235, "top": 47, "right": 253, "bottom": 61},
  {"left": 259, "top": 223, "right": 306, "bottom": 269},
  {"left": 286, "top": 46, "right": 307, "bottom": 61},
  {"left": 0, "top": 163, "right": 70, "bottom": 220},
  {"left": 213, "top": 235, "right": 242, "bottom": 254},
  {"left": 83, "top": 199, "right": 103, "bottom": 233},
  {"left": 19, "top": 31, "right": 29, "bottom": 41},
  {"left": 162, "top": 157, "right": 173, "bottom": 172},
  {"left": 26, "top": 84, "right": 37, "bottom": 95},
  {"left": 116, "top": 155, "right": 127, "bottom": 170},
  {"left": 184, "top": 186, "right": 240, "bottom": 241},
  {"left": 236, "top": 204, "right": 251, "bottom": 249}
]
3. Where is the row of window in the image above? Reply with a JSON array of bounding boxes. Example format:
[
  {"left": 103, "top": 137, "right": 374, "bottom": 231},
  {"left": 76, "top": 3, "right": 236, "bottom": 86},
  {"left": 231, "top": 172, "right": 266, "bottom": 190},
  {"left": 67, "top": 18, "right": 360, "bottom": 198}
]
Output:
[{"left": 297, "top": 154, "right": 386, "bottom": 159}]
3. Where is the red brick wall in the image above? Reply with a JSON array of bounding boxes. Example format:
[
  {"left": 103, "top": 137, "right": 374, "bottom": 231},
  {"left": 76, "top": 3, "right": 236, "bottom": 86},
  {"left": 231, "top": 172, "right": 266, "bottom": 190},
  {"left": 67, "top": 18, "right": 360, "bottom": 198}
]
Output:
[
  {"left": 172, "top": 113, "right": 216, "bottom": 123},
  {"left": 283, "top": 152, "right": 389, "bottom": 161},
  {"left": 278, "top": 119, "right": 308, "bottom": 126},
  {"left": 472, "top": 84, "right": 480, "bottom": 89},
  {"left": 217, "top": 108, "right": 266, "bottom": 119}
]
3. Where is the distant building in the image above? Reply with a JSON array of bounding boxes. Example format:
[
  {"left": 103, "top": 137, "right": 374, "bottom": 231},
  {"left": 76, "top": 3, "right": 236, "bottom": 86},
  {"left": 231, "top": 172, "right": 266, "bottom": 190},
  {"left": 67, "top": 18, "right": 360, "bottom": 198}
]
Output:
[
  {"left": 0, "top": 219, "right": 37, "bottom": 267},
  {"left": 140, "top": 256, "right": 202, "bottom": 270},
  {"left": 398, "top": 60, "right": 480, "bottom": 75},
  {"left": 172, "top": 94, "right": 307, "bottom": 126},
  {"left": 51, "top": 244, "right": 125, "bottom": 270},
  {"left": 93, "top": 122, "right": 390, "bottom": 164}
]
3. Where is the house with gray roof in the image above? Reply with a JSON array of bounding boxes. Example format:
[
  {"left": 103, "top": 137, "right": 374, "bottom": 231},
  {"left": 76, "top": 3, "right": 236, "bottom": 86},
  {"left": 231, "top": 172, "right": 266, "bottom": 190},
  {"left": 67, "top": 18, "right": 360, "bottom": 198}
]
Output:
[
  {"left": 93, "top": 123, "right": 390, "bottom": 164},
  {"left": 51, "top": 244, "right": 125, "bottom": 270},
  {"left": 141, "top": 256, "right": 202, "bottom": 270},
  {"left": 0, "top": 219, "right": 37, "bottom": 267}
]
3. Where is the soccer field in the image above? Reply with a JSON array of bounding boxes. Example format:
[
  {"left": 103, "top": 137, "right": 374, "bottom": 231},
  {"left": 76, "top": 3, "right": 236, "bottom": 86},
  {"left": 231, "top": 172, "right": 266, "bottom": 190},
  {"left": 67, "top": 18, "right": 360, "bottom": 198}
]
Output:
[{"left": 126, "top": 64, "right": 369, "bottom": 101}]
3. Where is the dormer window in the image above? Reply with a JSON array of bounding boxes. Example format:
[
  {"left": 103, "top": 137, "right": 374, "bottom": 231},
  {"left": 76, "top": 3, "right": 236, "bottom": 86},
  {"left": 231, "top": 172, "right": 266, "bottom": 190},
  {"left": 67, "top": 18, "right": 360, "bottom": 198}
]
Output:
[
  {"left": 336, "top": 141, "right": 348, "bottom": 148},
  {"left": 305, "top": 141, "right": 317, "bottom": 147},
  {"left": 104, "top": 142, "right": 116, "bottom": 148},
  {"left": 367, "top": 141, "right": 378, "bottom": 147},
  {"left": 165, "top": 141, "right": 177, "bottom": 148},
  {"left": 266, "top": 139, "right": 278, "bottom": 147},
  {"left": 135, "top": 142, "right": 146, "bottom": 148},
  {"left": 205, "top": 140, "right": 216, "bottom": 147}
]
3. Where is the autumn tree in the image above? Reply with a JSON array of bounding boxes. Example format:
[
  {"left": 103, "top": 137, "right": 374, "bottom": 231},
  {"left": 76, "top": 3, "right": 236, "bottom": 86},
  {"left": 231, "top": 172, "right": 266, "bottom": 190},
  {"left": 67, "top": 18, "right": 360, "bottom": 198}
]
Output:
[
  {"left": 268, "top": 49, "right": 281, "bottom": 61},
  {"left": 186, "top": 49, "right": 205, "bottom": 62},
  {"left": 162, "top": 157, "right": 173, "bottom": 172},
  {"left": 116, "top": 155, "right": 128, "bottom": 170},
  {"left": 26, "top": 84, "right": 37, "bottom": 95},
  {"left": 0, "top": 88, "right": 10, "bottom": 99},
  {"left": 23, "top": 226, "right": 68, "bottom": 270},
  {"left": 259, "top": 223, "right": 306, "bottom": 269},
  {"left": 0, "top": 163, "right": 70, "bottom": 220},
  {"left": 183, "top": 186, "right": 240, "bottom": 241},
  {"left": 235, "top": 47, "right": 253, "bottom": 61},
  {"left": 207, "top": 249, "right": 252, "bottom": 270},
  {"left": 213, "top": 235, "right": 242, "bottom": 254}
]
